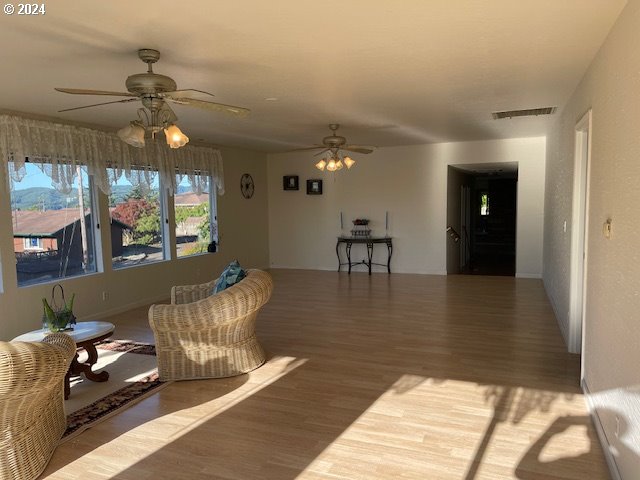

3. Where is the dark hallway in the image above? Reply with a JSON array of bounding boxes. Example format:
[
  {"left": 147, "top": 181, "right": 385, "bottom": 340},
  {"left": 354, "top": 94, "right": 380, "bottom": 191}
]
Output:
[{"left": 447, "top": 164, "right": 518, "bottom": 276}]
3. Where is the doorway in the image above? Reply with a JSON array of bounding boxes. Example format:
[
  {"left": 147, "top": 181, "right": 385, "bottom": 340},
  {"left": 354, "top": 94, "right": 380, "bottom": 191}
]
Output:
[
  {"left": 570, "top": 110, "right": 592, "bottom": 356},
  {"left": 447, "top": 163, "right": 518, "bottom": 276}
]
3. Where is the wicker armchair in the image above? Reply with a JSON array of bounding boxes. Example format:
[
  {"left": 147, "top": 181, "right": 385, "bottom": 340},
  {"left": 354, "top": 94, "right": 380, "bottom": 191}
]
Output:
[
  {"left": 148, "top": 269, "right": 273, "bottom": 381},
  {"left": 0, "top": 333, "right": 76, "bottom": 480}
]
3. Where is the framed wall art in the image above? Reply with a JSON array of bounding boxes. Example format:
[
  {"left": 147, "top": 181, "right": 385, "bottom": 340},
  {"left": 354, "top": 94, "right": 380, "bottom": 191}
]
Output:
[
  {"left": 283, "top": 175, "right": 299, "bottom": 190},
  {"left": 306, "top": 179, "right": 323, "bottom": 195}
]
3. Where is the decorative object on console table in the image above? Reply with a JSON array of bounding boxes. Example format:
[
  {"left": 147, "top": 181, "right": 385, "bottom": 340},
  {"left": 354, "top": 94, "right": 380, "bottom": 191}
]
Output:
[
  {"left": 307, "top": 179, "right": 323, "bottom": 195},
  {"left": 283, "top": 175, "right": 299, "bottom": 190},
  {"left": 42, "top": 284, "right": 76, "bottom": 332},
  {"left": 351, "top": 218, "right": 371, "bottom": 237}
]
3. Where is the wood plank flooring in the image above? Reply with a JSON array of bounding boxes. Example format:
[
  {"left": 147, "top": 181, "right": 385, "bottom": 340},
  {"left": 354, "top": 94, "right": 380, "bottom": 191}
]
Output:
[{"left": 41, "top": 270, "right": 610, "bottom": 480}]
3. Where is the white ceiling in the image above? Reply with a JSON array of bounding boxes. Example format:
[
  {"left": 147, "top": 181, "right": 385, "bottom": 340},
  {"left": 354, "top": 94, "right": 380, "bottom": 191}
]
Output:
[{"left": 0, "top": 0, "right": 626, "bottom": 152}]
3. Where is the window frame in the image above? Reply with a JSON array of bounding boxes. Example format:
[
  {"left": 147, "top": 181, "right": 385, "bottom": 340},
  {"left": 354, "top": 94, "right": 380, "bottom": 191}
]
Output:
[
  {"left": 24, "top": 237, "right": 42, "bottom": 250},
  {"left": 174, "top": 175, "right": 218, "bottom": 260},
  {"left": 109, "top": 167, "right": 171, "bottom": 271},
  {"left": 9, "top": 161, "right": 102, "bottom": 288}
]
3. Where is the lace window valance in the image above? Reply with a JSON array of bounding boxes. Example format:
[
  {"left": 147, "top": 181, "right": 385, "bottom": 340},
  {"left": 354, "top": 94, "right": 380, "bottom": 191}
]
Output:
[{"left": 0, "top": 114, "right": 225, "bottom": 196}]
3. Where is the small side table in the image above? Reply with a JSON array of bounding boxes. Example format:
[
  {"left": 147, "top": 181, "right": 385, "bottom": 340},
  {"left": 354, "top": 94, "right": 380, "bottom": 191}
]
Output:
[{"left": 13, "top": 321, "right": 115, "bottom": 399}]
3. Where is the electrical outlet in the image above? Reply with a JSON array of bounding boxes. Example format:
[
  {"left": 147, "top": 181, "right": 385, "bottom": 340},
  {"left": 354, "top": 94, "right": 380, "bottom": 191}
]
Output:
[{"left": 102, "top": 291, "right": 109, "bottom": 301}]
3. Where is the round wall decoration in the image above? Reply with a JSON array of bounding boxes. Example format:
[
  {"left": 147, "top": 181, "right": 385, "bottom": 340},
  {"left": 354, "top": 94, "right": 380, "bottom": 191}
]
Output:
[{"left": 240, "top": 173, "right": 255, "bottom": 199}]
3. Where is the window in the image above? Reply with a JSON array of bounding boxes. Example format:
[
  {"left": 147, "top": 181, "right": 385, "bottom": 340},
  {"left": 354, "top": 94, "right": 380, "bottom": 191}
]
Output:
[
  {"left": 174, "top": 175, "right": 217, "bottom": 257},
  {"left": 9, "top": 162, "right": 98, "bottom": 287},
  {"left": 480, "top": 193, "right": 490, "bottom": 216},
  {"left": 109, "top": 168, "right": 168, "bottom": 269},
  {"left": 24, "top": 237, "right": 42, "bottom": 250}
]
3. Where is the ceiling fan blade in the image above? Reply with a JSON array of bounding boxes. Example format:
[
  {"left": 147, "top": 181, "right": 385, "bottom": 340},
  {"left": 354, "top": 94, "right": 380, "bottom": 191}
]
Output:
[
  {"left": 163, "top": 89, "right": 215, "bottom": 100},
  {"left": 280, "top": 145, "right": 325, "bottom": 153},
  {"left": 55, "top": 88, "right": 136, "bottom": 97},
  {"left": 343, "top": 145, "right": 375, "bottom": 154},
  {"left": 58, "top": 97, "right": 139, "bottom": 112},
  {"left": 167, "top": 97, "right": 250, "bottom": 117}
]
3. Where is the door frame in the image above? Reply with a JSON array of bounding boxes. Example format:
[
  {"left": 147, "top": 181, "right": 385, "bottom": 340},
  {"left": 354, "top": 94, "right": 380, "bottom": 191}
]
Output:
[{"left": 569, "top": 109, "right": 592, "bottom": 358}]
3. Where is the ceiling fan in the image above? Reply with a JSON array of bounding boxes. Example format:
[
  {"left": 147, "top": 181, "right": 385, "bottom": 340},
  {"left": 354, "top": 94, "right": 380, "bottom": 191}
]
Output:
[
  {"left": 55, "top": 48, "right": 250, "bottom": 148},
  {"left": 289, "top": 124, "right": 375, "bottom": 171}
]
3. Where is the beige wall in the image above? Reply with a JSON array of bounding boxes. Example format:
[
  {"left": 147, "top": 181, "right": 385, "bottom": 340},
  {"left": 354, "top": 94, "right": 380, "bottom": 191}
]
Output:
[
  {"left": 543, "top": 0, "right": 640, "bottom": 477},
  {"left": 0, "top": 145, "right": 269, "bottom": 341},
  {"left": 267, "top": 137, "right": 545, "bottom": 277}
]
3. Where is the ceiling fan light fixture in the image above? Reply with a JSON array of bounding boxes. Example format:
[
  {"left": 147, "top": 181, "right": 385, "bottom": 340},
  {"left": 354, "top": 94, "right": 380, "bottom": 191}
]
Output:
[
  {"left": 55, "top": 49, "right": 250, "bottom": 150},
  {"left": 344, "top": 156, "right": 355, "bottom": 169},
  {"left": 289, "top": 125, "right": 374, "bottom": 173},
  {"left": 164, "top": 124, "right": 189, "bottom": 149},
  {"left": 117, "top": 120, "right": 146, "bottom": 148}
]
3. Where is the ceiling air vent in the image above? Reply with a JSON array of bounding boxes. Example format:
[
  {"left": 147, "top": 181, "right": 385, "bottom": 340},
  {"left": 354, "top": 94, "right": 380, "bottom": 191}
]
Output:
[{"left": 492, "top": 107, "right": 557, "bottom": 120}]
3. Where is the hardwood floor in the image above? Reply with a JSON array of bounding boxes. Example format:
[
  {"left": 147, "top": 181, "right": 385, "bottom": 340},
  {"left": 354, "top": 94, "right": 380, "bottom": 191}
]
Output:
[{"left": 42, "top": 269, "right": 610, "bottom": 480}]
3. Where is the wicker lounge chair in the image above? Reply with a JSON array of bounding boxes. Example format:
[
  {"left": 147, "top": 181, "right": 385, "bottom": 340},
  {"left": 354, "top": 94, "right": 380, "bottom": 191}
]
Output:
[
  {"left": 0, "top": 333, "right": 76, "bottom": 480},
  {"left": 148, "top": 269, "right": 273, "bottom": 381}
]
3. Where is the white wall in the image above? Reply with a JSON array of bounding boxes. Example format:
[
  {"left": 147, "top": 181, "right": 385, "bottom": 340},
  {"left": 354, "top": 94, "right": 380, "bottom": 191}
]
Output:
[
  {"left": 544, "top": 0, "right": 640, "bottom": 477},
  {"left": 267, "top": 137, "right": 545, "bottom": 277},
  {"left": 0, "top": 144, "right": 269, "bottom": 341}
]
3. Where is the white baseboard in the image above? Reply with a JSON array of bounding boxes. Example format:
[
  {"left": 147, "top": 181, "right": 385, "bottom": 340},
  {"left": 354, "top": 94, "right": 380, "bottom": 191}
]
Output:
[
  {"left": 76, "top": 293, "right": 169, "bottom": 324},
  {"left": 582, "top": 380, "right": 622, "bottom": 480},
  {"left": 269, "top": 265, "right": 447, "bottom": 275},
  {"left": 543, "top": 281, "right": 572, "bottom": 351},
  {"left": 515, "top": 273, "right": 542, "bottom": 279},
  {"left": 269, "top": 264, "right": 336, "bottom": 271}
]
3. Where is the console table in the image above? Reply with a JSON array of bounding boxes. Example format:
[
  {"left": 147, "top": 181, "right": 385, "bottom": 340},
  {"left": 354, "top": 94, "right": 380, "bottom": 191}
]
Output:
[{"left": 336, "top": 236, "right": 393, "bottom": 274}]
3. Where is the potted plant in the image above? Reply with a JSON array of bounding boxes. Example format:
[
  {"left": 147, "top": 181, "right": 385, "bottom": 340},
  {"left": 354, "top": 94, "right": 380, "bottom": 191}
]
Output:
[{"left": 42, "top": 284, "right": 76, "bottom": 332}]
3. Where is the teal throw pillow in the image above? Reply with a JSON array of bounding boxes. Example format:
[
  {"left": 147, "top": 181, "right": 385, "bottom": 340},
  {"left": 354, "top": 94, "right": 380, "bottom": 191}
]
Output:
[{"left": 214, "top": 260, "right": 246, "bottom": 293}]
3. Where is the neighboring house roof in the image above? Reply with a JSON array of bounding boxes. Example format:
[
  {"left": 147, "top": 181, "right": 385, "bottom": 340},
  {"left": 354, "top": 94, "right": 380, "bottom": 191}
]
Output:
[
  {"left": 11, "top": 209, "right": 129, "bottom": 237},
  {"left": 174, "top": 192, "right": 208, "bottom": 206}
]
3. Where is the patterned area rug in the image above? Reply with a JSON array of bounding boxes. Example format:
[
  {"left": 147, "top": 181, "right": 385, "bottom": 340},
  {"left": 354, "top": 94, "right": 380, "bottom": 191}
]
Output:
[
  {"left": 95, "top": 339, "right": 157, "bottom": 356},
  {"left": 62, "top": 340, "right": 170, "bottom": 442}
]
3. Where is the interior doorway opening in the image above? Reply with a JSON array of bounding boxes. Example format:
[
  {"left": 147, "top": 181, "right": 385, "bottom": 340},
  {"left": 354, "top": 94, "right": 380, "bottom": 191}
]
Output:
[
  {"left": 447, "top": 163, "right": 518, "bottom": 276},
  {"left": 570, "top": 110, "right": 592, "bottom": 357}
]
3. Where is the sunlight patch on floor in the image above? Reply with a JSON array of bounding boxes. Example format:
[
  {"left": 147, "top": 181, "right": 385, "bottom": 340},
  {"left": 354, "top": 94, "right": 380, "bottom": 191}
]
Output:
[
  {"left": 296, "top": 378, "right": 599, "bottom": 480},
  {"left": 46, "top": 355, "right": 309, "bottom": 479}
]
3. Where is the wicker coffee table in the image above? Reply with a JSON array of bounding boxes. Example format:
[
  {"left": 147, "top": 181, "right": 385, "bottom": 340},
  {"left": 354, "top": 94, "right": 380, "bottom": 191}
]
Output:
[{"left": 13, "top": 321, "right": 115, "bottom": 399}]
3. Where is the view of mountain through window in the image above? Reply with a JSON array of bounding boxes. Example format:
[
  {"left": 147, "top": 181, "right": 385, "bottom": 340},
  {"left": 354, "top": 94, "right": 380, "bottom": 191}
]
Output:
[{"left": 9, "top": 162, "right": 97, "bottom": 287}]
